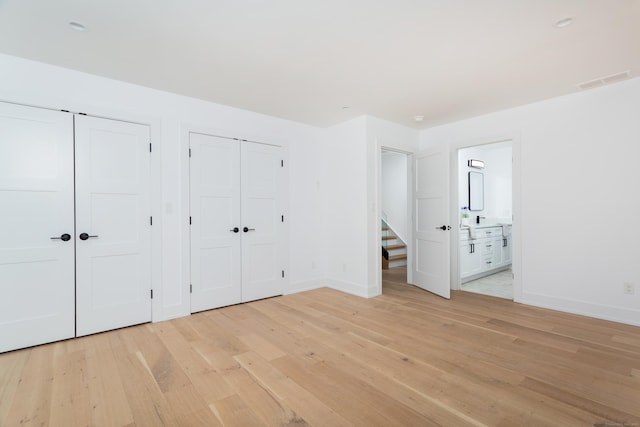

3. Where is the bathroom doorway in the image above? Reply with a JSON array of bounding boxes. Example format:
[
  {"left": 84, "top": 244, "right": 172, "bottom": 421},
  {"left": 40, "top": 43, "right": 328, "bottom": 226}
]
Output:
[{"left": 458, "top": 141, "right": 513, "bottom": 299}]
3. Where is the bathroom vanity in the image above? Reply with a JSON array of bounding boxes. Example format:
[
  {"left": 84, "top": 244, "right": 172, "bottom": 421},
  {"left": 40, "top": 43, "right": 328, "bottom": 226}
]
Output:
[{"left": 460, "top": 225, "right": 512, "bottom": 283}]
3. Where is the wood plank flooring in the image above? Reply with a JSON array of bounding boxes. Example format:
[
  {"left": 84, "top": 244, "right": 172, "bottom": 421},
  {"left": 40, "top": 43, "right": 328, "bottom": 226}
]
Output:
[{"left": 1, "top": 267, "right": 639, "bottom": 426}]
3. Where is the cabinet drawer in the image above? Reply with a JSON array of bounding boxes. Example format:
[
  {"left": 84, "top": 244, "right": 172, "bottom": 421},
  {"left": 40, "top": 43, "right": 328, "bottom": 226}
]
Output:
[
  {"left": 480, "top": 227, "right": 501, "bottom": 238},
  {"left": 480, "top": 240, "right": 497, "bottom": 254}
]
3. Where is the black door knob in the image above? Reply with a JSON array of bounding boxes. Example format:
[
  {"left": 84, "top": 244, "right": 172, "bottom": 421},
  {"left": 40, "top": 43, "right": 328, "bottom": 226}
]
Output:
[
  {"left": 243, "top": 227, "right": 255, "bottom": 232},
  {"left": 79, "top": 233, "right": 99, "bottom": 240},
  {"left": 229, "top": 227, "right": 239, "bottom": 233},
  {"left": 51, "top": 233, "right": 71, "bottom": 241},
  {"left": 436, "top": 225, "right": 447, "bottom": 230}
]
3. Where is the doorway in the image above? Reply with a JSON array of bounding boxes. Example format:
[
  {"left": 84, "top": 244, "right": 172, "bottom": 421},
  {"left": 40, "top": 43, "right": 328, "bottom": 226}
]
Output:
[
  {"left": 457, "top": 141, "right": 513, "bottom": 299},
  {"left": 380, "top": 149, "right": 410, "bottom": 288}
]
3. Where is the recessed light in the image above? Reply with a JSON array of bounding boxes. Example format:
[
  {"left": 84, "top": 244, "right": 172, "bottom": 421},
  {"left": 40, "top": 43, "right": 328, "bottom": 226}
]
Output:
[
  {"left": 414, "top": 115, "right": 424, "bottom": 122},
  {"left": 553, "top": 17, "right": 574, "bottom": 29},
  {"left": 69, "top": 21, "right": 87, "bottom": 31}
]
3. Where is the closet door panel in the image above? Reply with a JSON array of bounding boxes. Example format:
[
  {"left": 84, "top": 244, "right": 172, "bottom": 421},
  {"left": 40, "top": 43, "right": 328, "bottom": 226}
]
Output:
[
  {"left": 75, "top": 116, "right": 151, "bottom": 336},
  {"left": 241, "top": 142, "right": 283, "bottom": 302},
  {"left": 0, "top": 102, "right": 75, "bottom": 353},
  {"left": 190, "top": 133, "right": 241, "bottom": 312}
]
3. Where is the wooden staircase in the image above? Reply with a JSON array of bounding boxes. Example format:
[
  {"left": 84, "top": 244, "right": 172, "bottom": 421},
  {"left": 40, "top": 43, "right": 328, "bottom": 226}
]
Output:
[{"left": 382, "top": 226, "right": 407, "bottom": 269}]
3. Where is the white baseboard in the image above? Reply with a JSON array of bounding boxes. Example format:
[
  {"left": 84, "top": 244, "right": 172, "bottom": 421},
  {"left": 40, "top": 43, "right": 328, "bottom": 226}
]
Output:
[
  {"left": 324, "top": 278, "right": 369, "bottom": 298},
  {"left": 284, "top": 279, "right": 325, "bottom": 295},
  {"left": 520, "top": 292, "right": 640, "bottom": 327}
]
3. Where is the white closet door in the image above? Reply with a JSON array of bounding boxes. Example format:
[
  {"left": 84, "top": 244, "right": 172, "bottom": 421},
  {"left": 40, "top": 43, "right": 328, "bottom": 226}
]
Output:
[
  {"left": 74, "top": 115, "right": 151, "bottom": 336},
  {"left": 0, "top": 102, "right": 75, "bottom": 353},
  {"left": 241, "top": 142, "right": 284, "bottom": 302},
  {"left": 190, "top": 133, "right": 242, "bottom": 312}
]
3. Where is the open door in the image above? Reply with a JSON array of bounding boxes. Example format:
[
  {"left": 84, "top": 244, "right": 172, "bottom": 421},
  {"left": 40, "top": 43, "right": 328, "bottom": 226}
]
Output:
[{"left": 412, "top": 145, "right": 450, "bottom": 298}]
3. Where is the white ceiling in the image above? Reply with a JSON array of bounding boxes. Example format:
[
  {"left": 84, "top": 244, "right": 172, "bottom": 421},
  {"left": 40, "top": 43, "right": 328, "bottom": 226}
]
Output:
[{"left": 0, "top": 0, "right": 639, "bottom": 128}]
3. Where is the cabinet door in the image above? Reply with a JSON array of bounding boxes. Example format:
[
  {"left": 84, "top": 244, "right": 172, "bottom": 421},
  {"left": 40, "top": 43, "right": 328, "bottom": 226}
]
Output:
[
  {"left": 491, "top": 236, "right": 503, "bottom": 267},
  {"left": 190, "top": 133, "right": 242, "bottom": 312},
  {"left": 501, "top": 236, "right": 512, "bottom": 265},
  {"left": 0, "top": 103, "right": 75, "bottom": 353},
  {"left": 75, "top": 115, "right": 152, "bottom": 336},
  {"left": 241, "top": 142, "right": 284, "bottom": 302},
  {"left": 460, "top": 241, "right": 483, "bottom": 279}
]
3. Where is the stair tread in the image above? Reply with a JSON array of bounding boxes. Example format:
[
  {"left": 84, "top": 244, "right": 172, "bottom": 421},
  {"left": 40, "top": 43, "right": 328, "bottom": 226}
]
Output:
[
  {"left": 389, "top": 254, "right": 407, "bottom": 261},
  {"left": 386, "top": 244, "right": 406, "bottom": 250},
  {"left": 381, "top": 235, "right": 396, "bottom": 240},
  {"left": 382, "top": 227, "right": 390, "bottom": 231}
]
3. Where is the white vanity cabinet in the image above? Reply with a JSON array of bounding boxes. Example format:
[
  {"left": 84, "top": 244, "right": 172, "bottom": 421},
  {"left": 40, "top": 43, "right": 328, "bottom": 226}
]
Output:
[{"left": 460, "top": 225, "right": 512, "bottom": 283}]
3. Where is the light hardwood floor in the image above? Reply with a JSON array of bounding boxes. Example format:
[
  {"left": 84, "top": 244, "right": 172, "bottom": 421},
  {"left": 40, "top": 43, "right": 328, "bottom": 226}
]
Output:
[{"left": 1, "top": 268, "right": 639, "bottom": 426}]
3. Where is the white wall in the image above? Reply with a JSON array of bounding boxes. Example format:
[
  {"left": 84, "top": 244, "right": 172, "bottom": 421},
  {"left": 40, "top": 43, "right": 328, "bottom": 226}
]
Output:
[
  {"left": 0, "top": 53, "right": 325, "bottom": 321},
  {"left": 381, "top": 151, "right": 408, "bottom": 242},
  {"left": 458, "top": 142, "right": 512, "bottom": 226},
  {"left": 322, "top": 117, "right": 370, "bottom": 296},
  {"left": 422, "top": 77, "right": 640, "bottom": 326}
]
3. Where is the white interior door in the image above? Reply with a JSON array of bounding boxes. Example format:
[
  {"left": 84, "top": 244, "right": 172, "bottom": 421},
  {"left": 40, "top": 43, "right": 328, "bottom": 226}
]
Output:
[
  {"left": 413, "top": 146, "right": 451, "bottom": 298},
  {"left": 0, "top": 103, "right": 75, "bottom": 352},
  {"left": 190, "top": 133, "right": 242, "bottom": 312},
  {"left": 75, "top": 115, "right": 152, "bottom": 336},
  {"left": 240, "top": 142, "right": 284, "bottom": 302}
]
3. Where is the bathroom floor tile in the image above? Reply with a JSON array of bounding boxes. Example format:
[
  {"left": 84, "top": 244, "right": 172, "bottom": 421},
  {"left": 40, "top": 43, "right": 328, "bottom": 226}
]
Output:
[{"left": 461, "top": 269, "right": 513, "bottom": 299}]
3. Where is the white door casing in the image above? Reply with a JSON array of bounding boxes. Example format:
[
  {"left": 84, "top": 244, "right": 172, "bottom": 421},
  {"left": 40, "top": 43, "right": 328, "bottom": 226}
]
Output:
[
  {"left": 189, "top": 133, "right": 283, "bottom": 312},
  {"left": 74, "top": 115, "right": 152, "bottom": 336},
  {"left": 0, "top": 103, "right": 75, "bottom": 353},
  {"left": 413, "top": 146, "right": 451, "bottom": 299},
  {"left": 240, "top": 141, "right": 284, "bottom": 303},
  {"left": 189, "top": 133, "right": 242, "bottom": 312}
]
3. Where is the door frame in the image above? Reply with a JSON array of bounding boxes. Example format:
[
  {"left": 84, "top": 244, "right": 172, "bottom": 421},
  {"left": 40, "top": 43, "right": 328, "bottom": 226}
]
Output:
[
  {"left": 450, "top": 134, "right": 522, "bottom": 302},
  {"left": 375, "top": 145, "right": 415, "bottom": 296},
  {"left": 0, "top": 99, "right": 162, "bottom": 334},
  {"left": 181, "top": 124, "right": 290, "bottom": 314}
]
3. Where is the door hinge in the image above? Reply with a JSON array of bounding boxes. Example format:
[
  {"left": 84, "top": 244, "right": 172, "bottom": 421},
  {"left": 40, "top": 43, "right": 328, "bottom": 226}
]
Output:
[
  {"left": 189, "top": 216, "right": 192, "bottom": 225},
  {"left": 189, "top": 148, "right": 192, "bottom": 157},
  {"left": 281, "top": 160, "right": 284, "bottom": 167},
  {"left": 149, "top": 142, "right": 152, "bottom": 153},
  {"left": 281, "top": 270, "right": 285, "bottom": 278},
  {"left": 150, "top": 216, "right": 153, "bottom": 226},
  {"left": 61, "top": 109, "right": 70, "bottom": 113},
  {"left": 281, "top": 215, "right": 284, "bottom": 223},
  {"left": 190, "top": 284, "right": 193, "bottom": 294},
  {"left": 150, "top": 289, "right": 154, "bottom": 299}
]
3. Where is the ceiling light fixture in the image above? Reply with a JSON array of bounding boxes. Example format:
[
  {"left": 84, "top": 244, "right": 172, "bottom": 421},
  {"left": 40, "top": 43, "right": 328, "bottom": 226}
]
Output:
[
  {"left": 553, "top": 17, "right": 574, "bottom": 29},
  {"left": 68, "top": 21, "right": 87, "bottom": 31},
  {"left": 414, "top": 115, "right": 424, "bottom": 122}
]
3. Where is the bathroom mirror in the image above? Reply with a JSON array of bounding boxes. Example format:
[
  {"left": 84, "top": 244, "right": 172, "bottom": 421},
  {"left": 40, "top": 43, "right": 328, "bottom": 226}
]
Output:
[{"left": 468, "top": 171, "right": 484, "bottom": 211}]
